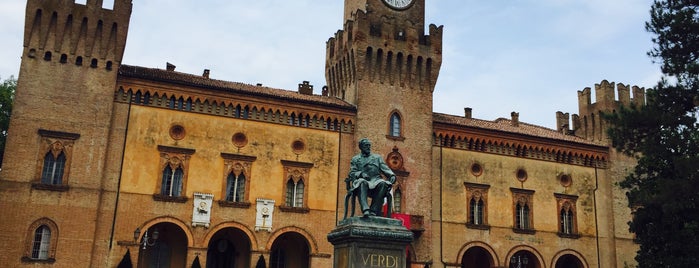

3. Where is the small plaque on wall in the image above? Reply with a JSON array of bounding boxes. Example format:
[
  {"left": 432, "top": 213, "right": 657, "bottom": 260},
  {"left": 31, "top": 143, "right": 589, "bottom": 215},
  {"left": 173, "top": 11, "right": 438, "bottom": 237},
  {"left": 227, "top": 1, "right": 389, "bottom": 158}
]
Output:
[
  {"left": 192, "top": 192, "right": 214, "bottom": 228},
  {"left": 255, "top": 198, "right": 275, "bottom": 232}
]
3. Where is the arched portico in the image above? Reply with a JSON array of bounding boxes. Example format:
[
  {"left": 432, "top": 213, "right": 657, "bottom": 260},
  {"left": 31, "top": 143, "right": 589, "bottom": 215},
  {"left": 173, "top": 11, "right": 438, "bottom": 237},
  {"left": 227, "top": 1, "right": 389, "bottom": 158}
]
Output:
[
  {"left": 457, "top": 241, "right": 499, "bottom": 268},
  {"left": 135, "top": 219, "right": 190, "bottom": 268},
  {"left": 505, "top": 245, "right": 546, "bottom": 268},
  {"left": 551, "top": 250, "right": 588, "bottom": 268}
]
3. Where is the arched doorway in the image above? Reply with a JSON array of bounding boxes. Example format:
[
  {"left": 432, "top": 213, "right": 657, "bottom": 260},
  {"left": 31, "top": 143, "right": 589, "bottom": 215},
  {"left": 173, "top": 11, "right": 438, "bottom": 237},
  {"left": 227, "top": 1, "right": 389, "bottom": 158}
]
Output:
[
  {"left": 461, "top": 246, "right": 494, "bottom": 268},
  {"left": 206, "top": 227, "right": 252, "bottom": 268},
  {"left": 508, "top": 250, "right": 541, "bottom": 268},
  {"left": 269, "top": 232, "right": 310, "bottom": 268},
  {"left": 138, "top": 222, "right": 188, "bottom": 268},
  {"left": 554, "top": 254, "right": 584, "bottom": 268}
]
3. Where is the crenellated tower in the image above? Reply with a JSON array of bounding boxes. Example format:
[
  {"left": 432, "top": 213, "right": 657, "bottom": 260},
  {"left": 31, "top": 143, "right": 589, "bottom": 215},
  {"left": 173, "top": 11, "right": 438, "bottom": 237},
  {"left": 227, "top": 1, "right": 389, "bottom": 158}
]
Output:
[
  {"left": 556, "top": 80, "right": 646, "bottom": 143},
  {"left": 556, "top": 81, "right": 646, "bottom": 267},
  {"left": 326, "top": 0, "right": 443, "bottom": 103},
  {"left": 0, "top": 0, "right": 132, "bottom": 266},
  {"left": 23, "top": 0, "right": 132, "bottom": 70},
  {"left": 326, "top": 0, "right": 442, "bottom": 265}
]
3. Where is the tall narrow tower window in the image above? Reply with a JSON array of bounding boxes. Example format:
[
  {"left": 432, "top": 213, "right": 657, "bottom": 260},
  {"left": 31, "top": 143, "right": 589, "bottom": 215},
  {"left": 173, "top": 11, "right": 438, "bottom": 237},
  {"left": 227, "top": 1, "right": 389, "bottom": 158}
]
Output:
[{"left": 389, "top": 112, "right": 402, "bottom": 137}]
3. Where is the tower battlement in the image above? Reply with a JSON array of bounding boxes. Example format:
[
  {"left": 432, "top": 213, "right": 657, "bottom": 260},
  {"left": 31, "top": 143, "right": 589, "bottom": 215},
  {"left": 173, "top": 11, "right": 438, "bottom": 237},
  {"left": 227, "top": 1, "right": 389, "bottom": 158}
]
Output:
[
  {"left": 325, "top": 6, "right": 443, "bottom": 102},
  {"left": 557, "top": 80, "right": 646, "bottom": 143},
  {"left": 577, "top": 80, "right": 646, "bottom": 111},
  {"left": 23, "top": 0, "right": 132, "bottom": 69}
]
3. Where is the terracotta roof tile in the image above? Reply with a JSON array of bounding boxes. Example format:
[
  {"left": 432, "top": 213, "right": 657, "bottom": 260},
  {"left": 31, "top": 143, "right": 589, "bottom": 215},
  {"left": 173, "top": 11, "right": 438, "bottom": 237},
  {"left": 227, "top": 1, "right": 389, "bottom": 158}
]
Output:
[
  {"left": 433, "top": 112, "right": 600, "bottom": 146},
  {"left": 118, "top": 64, "right": 355, "bottom": 110}
]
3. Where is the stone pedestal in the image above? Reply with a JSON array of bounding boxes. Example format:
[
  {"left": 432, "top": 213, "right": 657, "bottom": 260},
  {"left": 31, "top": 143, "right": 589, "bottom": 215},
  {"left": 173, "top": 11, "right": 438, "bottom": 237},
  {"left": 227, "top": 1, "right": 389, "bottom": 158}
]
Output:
[{"left": 327, "top": 216, "right": 413, "bottom": 268}]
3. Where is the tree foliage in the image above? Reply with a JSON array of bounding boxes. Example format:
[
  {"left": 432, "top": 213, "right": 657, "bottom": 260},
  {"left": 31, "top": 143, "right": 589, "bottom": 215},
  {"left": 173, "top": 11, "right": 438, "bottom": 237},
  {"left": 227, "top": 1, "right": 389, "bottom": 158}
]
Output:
[
  {"left": 606, "top": 1, "right": 699, "bottom": 267},
  {"left": 0, "top": 76, "right": 16, "bottom": 166}
]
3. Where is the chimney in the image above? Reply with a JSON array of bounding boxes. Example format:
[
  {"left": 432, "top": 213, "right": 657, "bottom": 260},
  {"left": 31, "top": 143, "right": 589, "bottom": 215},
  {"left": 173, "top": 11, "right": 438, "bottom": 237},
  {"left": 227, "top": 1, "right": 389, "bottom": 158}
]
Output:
[
  {"left": 166, "top": 62, "right": 176, "bottom": 71},
  {"left": 298, "top": 81, "right": 313, "bottom": 95},
  {"left": 203, "top": 69, "right": 210, "bottom": 79},
  {"left": 511, "top": 112, "right": 519, "bottom": 127},
  {"left": 464, "top": 107, "right": 472, "bottom": 119}
]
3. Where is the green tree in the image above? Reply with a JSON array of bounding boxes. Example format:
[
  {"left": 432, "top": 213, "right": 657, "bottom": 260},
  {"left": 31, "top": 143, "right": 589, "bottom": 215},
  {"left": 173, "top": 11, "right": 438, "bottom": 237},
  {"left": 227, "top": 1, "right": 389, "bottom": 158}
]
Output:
[
  {"left": 0, "top": 76, "right": 16, "bottom": 167},
  {"left": 606, "top": 1, "right": 699, "bottom": 267}
]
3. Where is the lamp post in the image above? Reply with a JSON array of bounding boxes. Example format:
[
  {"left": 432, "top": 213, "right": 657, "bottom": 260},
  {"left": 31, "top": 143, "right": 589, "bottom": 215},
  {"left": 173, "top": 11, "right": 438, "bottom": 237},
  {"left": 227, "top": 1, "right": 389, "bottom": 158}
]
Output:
[
  {"left": 134, "top": 227, "right": 159, "bottom": 249},
  {"left": 510, "top": 254, "right": 529, "bottom": 268},
  {"left": 134, "top": 227, "right": 159, "bottom": 268}
]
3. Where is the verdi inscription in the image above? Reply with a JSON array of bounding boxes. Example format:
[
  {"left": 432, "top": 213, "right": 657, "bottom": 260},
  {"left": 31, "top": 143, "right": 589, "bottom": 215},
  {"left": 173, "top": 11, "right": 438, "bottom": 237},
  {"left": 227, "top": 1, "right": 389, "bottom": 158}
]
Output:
[{"left": 360, "top": 252, "right": 401, "bottom": 268}]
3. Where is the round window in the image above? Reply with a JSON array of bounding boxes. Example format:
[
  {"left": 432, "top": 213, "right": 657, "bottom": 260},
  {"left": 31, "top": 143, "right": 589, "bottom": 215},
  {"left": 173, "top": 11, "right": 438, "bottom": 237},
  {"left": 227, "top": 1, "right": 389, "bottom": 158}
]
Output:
[
  {"left": 559, "top": 174, "right": 572, "bottom": 187},
  {"left": 471, "top": 163, "right": 483, "bottom": 177},
  {"left": 232, "top": 132, "right": 248, "bottom": 148},
  {"left": 169, "top": 124, "right": 186, "bottom": 140},
  {"left": 516, "top": 168, "right": 528, "bottom": 182}
]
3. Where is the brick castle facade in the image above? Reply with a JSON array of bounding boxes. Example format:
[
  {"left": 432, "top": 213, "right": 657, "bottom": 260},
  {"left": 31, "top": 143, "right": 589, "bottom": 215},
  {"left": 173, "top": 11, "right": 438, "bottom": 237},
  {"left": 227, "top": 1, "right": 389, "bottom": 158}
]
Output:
[{"left": 0, "top": 0, "right": 640, "bottom": 267}]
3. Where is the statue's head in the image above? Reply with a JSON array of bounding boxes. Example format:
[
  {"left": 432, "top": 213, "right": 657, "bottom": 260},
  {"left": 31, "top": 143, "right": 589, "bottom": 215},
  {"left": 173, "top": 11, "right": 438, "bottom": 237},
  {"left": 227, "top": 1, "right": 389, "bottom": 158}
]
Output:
[{"left": 359, "top": 138, "right": 371, "bottom": 155}]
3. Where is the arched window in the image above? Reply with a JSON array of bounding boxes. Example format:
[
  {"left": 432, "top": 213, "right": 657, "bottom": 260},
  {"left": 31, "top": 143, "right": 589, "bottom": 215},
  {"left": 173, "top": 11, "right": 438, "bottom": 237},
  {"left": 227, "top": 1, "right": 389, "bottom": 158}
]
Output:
[
  {"left": 155, "top": 146, "right": 193, "bottom": 201},
  {"left": 469, "top": 198, "right": 484, "bottom": 225},
  {"left": 465, "top": 183, "right": 490, "bottom": 229},
  {"left": 555, "top": 194, "right": 579, "bottom": 238},
  {"left": 515, "top": 203, "right": 530, "bottom": 229},
  {"left": 41, "top": 151, "right": 66, "bottom": 185},
  {"left": 511, "top": 188, "right": 534, "bottom": 233},
  {"left": 161, "top": 165, "right": 184, "bottom": 197},
  {"left": 168, "top": 96, "right": 176, "bottom": 109},
  {"left": 24, "top": 218, "right": 58, "bottom": 262},
  {"left": 389, "top": 112, "right": 402, "bottom": 137},
  {"left": 134, "top": 91, "right": 142, "bottom": 103},
  {"left": 560, "top": 207, "right": 573, "bottom": 234},
  {"left": 31, "top": 225, "right": 51, "bottom": 260},
  {"left": 280, "top": 160, "right": 312, "bottom": 212},
  {"left": 185, "top": 98, "right": 192, "bottom": 111},
  {"left": 226, "top": 172, "right": 246, "bottom": 202},
  {"left": 285, "top": 178, "right": 304, "bottom": 208},
  {"left": 34, "top": 130, "right": 79, "bottom": 191}
]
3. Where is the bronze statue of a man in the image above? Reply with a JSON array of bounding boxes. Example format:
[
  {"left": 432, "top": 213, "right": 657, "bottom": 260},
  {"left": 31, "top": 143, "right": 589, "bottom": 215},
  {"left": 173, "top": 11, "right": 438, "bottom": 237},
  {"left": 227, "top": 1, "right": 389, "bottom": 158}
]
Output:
[{"left": 348, "top": 138, "right": 396, "bottom": 217}]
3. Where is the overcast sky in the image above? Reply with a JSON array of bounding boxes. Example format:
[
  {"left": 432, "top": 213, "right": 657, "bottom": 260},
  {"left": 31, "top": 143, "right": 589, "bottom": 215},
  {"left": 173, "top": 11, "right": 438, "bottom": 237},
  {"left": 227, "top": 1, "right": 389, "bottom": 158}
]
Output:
[{"left": 0, "top": 0, "right": 660, "bottom": 128}]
